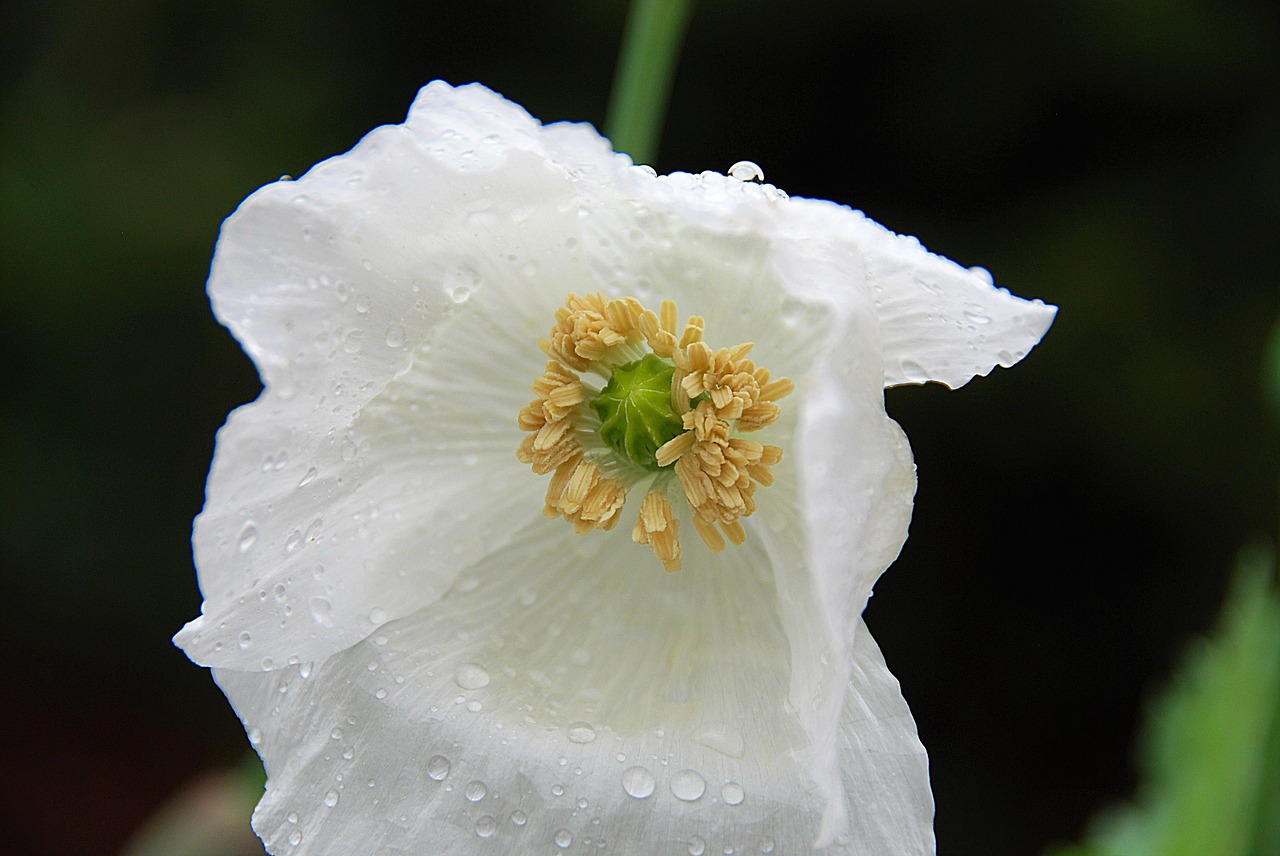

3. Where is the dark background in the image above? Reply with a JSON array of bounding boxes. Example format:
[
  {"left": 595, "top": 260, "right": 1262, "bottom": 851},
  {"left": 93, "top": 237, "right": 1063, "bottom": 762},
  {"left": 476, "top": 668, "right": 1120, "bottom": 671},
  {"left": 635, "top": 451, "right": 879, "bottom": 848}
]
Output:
[{"left": 2, "top": 1, "right": 1276, "bottom": 854}]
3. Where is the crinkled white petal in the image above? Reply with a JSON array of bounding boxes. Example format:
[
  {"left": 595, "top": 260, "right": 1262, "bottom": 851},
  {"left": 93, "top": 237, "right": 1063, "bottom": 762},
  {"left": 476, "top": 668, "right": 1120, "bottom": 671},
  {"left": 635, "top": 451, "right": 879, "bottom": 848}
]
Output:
[
  {"left": 182, "top": 80, "right": 1054, "bottom": 853},
  {"left": 859, "top": 227, "right": 1056, "bottom": 389},
  {"left": 215, "top": 516, "right": 930, "bottom": 855}
]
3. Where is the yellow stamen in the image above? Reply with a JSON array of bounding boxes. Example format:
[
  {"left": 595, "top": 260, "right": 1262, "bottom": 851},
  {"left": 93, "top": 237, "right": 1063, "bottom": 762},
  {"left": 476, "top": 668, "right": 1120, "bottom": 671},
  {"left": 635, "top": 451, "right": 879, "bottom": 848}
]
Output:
[
  {"left": 519, "top": 293, "right": 792, "bottom": 570},
  {"left": 632, "top": 490, "right": 681, "bottom": 571}
]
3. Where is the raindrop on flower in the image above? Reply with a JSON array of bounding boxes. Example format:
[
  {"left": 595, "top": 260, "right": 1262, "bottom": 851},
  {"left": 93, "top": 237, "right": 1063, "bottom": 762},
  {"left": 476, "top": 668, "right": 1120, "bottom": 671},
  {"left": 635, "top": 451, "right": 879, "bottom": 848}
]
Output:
[
  {"left": 237, "top": 631, "right": 252, "bottom": 650},
  {"left": 688, "top": 835, "right": 707, "bottom": 856},
  {"left": 554, "top": 829, "right": 574, "bottom": 849},
  {"left": 236, "top": 522, "right": 258, "bottom": 552},
  {"left": 759, "top": 837, "right": 775, "bottom": 853},
  {"left": 510, "top": 810, "right": 528, "bottom": 827},
  {"left": 465, "top": 780, "right": 487, "bottom": 802},
  {"left": 426, "top": 755, "right": 450, "bottom": 781},
  {"left": 308, "top": 597, "right": 333, "bottom": 627},
  {"left": 727, "top": 160, "right": 764, "bottom": 182},
  {"left": 475, "top": 815, "right": 497, "bottom": 838},
  {"left": 671, "top": 769, "right": 706, "bottom": 802},
  {"left": 620, "top": 766, "right": 656, "bottom": 799},
  {"left": 567, "top": 721, "right": 596, "bottom": 743},
  {"left": 297, "top": 467, "right": 318, "bottom": 487},
  {"left": 368, "top": 607, "right": 387, "bottom": 624},
  {"left": 323, "top": 789, "right": 340, "bottom": 808},
  {"left": 721, "top": 781, "right": 745, "bottom": 805},
  {"left": 454, "top": 662, "right": 490, "bottom": 690}
]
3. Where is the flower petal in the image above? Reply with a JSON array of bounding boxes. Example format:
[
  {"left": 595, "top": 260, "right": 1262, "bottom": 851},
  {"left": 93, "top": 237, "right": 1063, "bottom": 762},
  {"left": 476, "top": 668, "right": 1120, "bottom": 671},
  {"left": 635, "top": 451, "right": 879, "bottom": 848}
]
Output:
[
  {"left": 178, "top": 84, "right": 623, "bottom": 668},
  {"left": 856, "top": 223, "right": 1056, "bottom": 389},
  {"left": 215, "top": 518, "right": 931, "bottom": 855}
]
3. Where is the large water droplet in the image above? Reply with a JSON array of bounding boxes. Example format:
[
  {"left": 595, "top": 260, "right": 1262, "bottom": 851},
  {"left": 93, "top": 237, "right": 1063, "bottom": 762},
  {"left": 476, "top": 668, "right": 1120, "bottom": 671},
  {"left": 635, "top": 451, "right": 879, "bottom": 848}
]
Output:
[
  {"left": 368, "top": 607, "right": 387, "bottom": 624},
  {"left": 288, "top": 831, "right": 302, "bottom": 847},
  {"left": 567, "top": 722, "right": 596, "bottom": 744},
  {"left": 426, "top": 755, "right": 451, "bottom": 781},
  {"left": 309, "top": 597, "right": 333, "bottom": 627},
  {"left": 621, "top": 766, "right": 656, "bottom": 799},
  {"left": 721, "top": 781, "right": 745, "bottom": 805},
  {"left": 554, "top": 829, "right": 573, "bottom": 849},
  {"left": 670, "top": 770, "right": 706, "bottom": 802},
  {"left": 475, "top": 815, "right": 497, "bottom": 838},
  {"left": 687, "top": 835, "right": 707, "bottom": 856},
  {"left": 510, "top": 810, "right": 528, "bottom": 826},
  {"left": 465, "top": 780, "right": 487, "bottom": 802},
  {"left": 238, "top": 631, "right": 252, "bottom": 650},
  {"left": 237, "top": 522, "right": 258, "bottom": 552},
  {"left": 727, "top": 161, "right": 764, "bottom": 182},
  {"left": 694, "top": 724, "right": 745, "bottom": 758},
  {"left": 385, "top": 325, "right": 407, "bottom": 348},
  {"left": 323, "top": 790, "right": 340, "bottom": 808},
  {"left": 454, "top": 662, "right": 491, "bottom": 690}
]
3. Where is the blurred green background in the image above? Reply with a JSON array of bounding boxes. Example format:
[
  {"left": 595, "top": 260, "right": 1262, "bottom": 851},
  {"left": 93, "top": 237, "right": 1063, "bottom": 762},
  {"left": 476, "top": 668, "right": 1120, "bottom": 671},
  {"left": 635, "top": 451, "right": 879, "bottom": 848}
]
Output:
[{"left": 1, "top": 1, "right": 1276, "bottom": 854}]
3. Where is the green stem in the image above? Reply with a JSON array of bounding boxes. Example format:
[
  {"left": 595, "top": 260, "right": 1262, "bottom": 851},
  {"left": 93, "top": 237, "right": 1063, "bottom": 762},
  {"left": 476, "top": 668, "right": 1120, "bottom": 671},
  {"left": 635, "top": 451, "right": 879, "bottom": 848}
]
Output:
[{"left": 605, "top": 0, "right": 695, "bottom": 166}]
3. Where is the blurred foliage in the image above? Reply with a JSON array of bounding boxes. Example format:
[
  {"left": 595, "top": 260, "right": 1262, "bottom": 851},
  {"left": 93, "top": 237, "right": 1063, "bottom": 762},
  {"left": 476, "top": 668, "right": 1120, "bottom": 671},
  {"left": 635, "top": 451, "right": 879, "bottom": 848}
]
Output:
[
  {"left": 1047, "top": 545, "right": 1280, "bottom": 856},
  {"left": 0, "top": 1, "right": 1277, "bottom": 855}
]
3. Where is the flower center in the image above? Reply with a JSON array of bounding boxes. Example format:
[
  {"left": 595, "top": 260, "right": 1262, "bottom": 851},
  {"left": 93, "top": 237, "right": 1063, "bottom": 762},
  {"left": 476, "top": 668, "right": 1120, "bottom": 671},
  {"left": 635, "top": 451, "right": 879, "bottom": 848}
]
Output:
[
  {"left": 591, "top": 354, "right": 686, "bottom": 471},
  {"left": 516, "top": 293, "right": 793, "bottom": 572}
]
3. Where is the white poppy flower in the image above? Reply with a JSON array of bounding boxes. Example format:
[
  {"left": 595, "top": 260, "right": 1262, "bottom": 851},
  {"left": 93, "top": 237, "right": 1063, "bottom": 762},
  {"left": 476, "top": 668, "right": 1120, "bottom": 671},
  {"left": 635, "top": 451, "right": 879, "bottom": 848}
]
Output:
[{"left": 175, "top": 81, "right": 1055, "bottom": 855}]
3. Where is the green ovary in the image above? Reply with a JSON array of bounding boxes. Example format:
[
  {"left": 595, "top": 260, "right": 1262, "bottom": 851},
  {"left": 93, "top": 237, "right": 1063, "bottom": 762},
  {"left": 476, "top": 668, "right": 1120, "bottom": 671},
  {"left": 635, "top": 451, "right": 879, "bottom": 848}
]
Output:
[{"left": 591, "top": 354, "right": 685, "bottom": 471}]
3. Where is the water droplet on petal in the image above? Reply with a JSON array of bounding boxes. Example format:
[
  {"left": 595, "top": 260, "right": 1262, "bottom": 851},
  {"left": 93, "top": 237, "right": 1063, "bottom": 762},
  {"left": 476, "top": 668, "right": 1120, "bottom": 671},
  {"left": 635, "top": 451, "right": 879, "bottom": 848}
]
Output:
[
  {"left": 368, "top": 607, "right": 387, "bottom": 624},
  {"left": 721, "top": 781, "right": 745, "bottom": 805},
  {"left": 237, "top": 522, "right": 258, "bottom": 552},
  {"left": 465, "top": 780, "right": 487, "bottom": 802},
  {"left": 288, "top": 831, "right": 302, "bottom": 847},
  {"left": 455, "top": 662, "right": 490, "bottom": 690},
  {"left": 671, "top": 769, "right": 706, "bottom": 802},
  {"left": 688, "top": 835, "right": 707, "bottom": 856},
  {"left": 964, "top": 305, "right": 992, "bottom": 325},
  {"left": 298, "top": 467, "right": 318, "bottom": 487},
  {"left": 511, "top": 810, "right": 528, "bottom": 826},
  {"left": 385, "top": 325, "right": 406, "bottom": 348},
  {"left": 554, "top": 829, "right": 573, "bottom": 849},
  {"left": 759, "top": 836, "right": 776, "bottom": 853},
  {"left": 238, "top": 631, "right": 252, "bottom": 650},
  {"left": 728, "top": 161, "right": 764, "bottom": 182},
  {"left": 309, "top": 597, "right": 333, "bottom": 627},
  {"left": 475, "top": 815, "right": 497, "bottom": 838},
  {"left": 323, "top": 790, "right": 340, "bottom": 808},
  {"left": 426, "top": 755, "right": 451, "bottom": 781},
  {"left": 968, "top": 265, "right": 994, "bottom": 285},
  {"left": 567, "top": 722, "right": 596, "bottom": 744},
  {"left": 621, "top": 766, "right": 656, "bottom": 799}
]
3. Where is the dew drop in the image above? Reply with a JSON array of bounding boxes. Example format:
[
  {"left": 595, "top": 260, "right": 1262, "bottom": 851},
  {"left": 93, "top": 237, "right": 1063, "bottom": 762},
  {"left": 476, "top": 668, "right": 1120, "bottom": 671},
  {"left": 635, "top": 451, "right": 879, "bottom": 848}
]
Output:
[
  {"left": 298, "top": 467, "right": 318, "bottom": 487},
  {"left": 385, "top": 325, "right": 407, "bottom": 348},
  {"left": 288, "top": 831, "right": 302, "bottom": 847},
  {"left": 721, "top": 781, "right": 745, "bottom": 805},
  {"left": 554, "top": 829, "right": 573, "bottom": 849},
  {"left": 759, "top": 837, "right": 775, "bottom": 853},
  {"left": 621, "top": 766, "right": 656, "bottom": 799},
  {"left": 309, "top": 597, "right": 333, "bottom": 627},
  {"left": 475, "top": 815, "right": 497, "bottom": 838},
  {"left": 426, "top": 755, "right": 451, "bottom": 781},
  {"left": 968, "top": 265, "right": 995, "bottom": 285},
  {"left": 671, "top": 770, "right": 706, "bottom": 802},
  {"left": 465, "top": 780, "right": 487, "bottom": 802},
  {"left": 688, "top": 835, "right": 707, "bottom": 856},
  {"left": 368, "top": 607, "right": 387, "bottom": 624},
  {"left": 454, "top": 662, "right": 491, "bottom": 690},
  {"left": 963, "top": 305, "right": 992, "bottom": 325},
  {"left": 237, "top": 631, "right": 252, "bottom": 650},
  {"left": 511, "top": 810, "right": 528, "bottom": 826},
  {"left": 551, "top": 784, "right": 565, "bottom": 797},
  {"left": 237, "top": 522, "right": 258, "bottom": 552},
  {"left": 247, "top": 727, "right": 262, "bottom": 745},
  {"left": 466, "top": 699, "right": 483, "bottom": 712},
  {"left": 728, "top": 160, "right": 764, "bottom": 182},
  {"left": 323, "top": 790, "right": 340, "bottom": 808},
  {"left": 567, "top": 722, "right": 596, "bottom": 744},
  {"left": 449, "top": 285, "right": 472, "bottom": 304}
]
